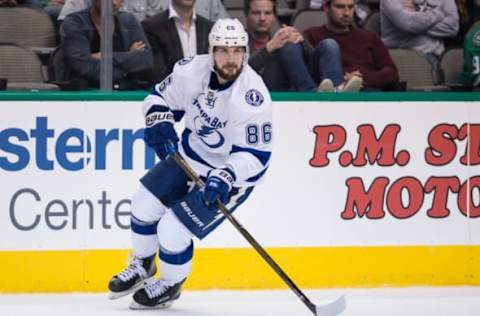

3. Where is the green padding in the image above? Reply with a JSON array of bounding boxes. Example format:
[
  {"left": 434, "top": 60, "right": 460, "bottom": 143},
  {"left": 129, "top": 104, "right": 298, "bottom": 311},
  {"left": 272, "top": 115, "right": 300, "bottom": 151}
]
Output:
[
  {"left": 273, "top": 91, "right": 480, "bottom": 101},
  {"left": 0, "top": 90, "right": 147, "bottom": 101},
  {"left": 0, "top": 90, "right": 480, "bottom": 102}
]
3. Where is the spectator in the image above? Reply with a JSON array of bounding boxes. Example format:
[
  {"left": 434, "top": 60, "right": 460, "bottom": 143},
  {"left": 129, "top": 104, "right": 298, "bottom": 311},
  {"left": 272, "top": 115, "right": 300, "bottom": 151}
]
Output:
[
  {"left": 455, "top": 0, "right": 480, "bottom": 44},
  {"left": 380, "top": 0, "right": 459, "bottom": 68},
  {"left": 58, "top": 0, "right": 228, "bottom": 22},
  {"left": 459, "top": 0, "right": 480, "bottom": 89},
  {"left": 62, "top": 0, "right": 153, "bottom": 89},
  {"left": 304, "top": 0, "right": 399, "bottom": 91},
  {"left": 246, "top": 0, "right": 325, "bottom": 91},
  {"left": 142, "top": 0, "right": 213, "bottom": 83}
]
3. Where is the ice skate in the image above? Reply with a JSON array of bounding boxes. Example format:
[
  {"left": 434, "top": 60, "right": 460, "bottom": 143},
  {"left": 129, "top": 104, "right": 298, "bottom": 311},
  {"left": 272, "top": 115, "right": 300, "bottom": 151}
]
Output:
[
  {"left": 108, "top": 255, "right": 156, "bottom": 300},
  {"left": 129, "top": 278, "right": 186, "bottom": 309}
]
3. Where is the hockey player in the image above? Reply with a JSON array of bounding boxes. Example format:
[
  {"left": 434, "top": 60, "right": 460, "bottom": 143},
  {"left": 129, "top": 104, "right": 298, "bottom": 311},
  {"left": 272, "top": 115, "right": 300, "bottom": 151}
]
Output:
[{"left": 107, "top": 18, "right": 273, "bottom": 309}]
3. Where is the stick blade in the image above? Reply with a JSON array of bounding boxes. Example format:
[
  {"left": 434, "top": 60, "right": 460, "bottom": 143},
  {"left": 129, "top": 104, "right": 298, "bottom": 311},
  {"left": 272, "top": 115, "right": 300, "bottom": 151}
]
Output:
[{"left": 315, "top": 295, "right": 346, "bottom": 316}]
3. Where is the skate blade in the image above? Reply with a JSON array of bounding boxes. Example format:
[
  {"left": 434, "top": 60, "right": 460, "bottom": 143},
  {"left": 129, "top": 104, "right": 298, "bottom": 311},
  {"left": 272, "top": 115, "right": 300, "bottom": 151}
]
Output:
[
  {"left": 108, "top": 277, "right": 155, "bottom": 300},
  {"left": 129, "top": 300, "right": 174, "bottom": 310},
  {"left": 108, "top": 289, "right": 135, "bottom": 300}
]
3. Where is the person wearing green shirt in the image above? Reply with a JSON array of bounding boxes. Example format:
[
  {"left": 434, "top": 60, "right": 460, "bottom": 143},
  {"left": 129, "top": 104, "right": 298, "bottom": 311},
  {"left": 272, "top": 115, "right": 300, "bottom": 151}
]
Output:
[{"left": 460, "top": 0, "right": 480, "bottom": 89}]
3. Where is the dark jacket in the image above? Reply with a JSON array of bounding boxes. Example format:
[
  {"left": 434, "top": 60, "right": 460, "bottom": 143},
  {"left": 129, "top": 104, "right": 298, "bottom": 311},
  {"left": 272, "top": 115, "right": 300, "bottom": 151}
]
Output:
[
  {"left": 142, "top": 10, "right": 213, "bottom": 82},
  {"left": 62, "top": 8, "right": 153, "bottom": 88}
]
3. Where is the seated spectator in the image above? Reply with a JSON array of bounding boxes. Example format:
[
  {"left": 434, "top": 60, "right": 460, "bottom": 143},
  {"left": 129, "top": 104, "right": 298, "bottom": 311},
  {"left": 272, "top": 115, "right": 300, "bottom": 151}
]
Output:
[
  {"left": 58, "top": 0, "right": 228, "bottom": 22},
  {"left": 380, "top": 0, "right": 459, "bottom": 68},
  {"left": 142, "top": 0, "right": 213, "bottom": 83},
  {"left": 62, "top": 0, "right": 153, "bottom": 89},
  {"left": 454, "top": 0, "right": 480, "bottom": 45},
  {"left": 459, "top": 0, "right": 480, "bottom": 90},
  {"left": 246, "top": 0, "right": 324, "bottom": 92},
  {"left": 304, "top": 0, "right": 399, "bottom": 91}
]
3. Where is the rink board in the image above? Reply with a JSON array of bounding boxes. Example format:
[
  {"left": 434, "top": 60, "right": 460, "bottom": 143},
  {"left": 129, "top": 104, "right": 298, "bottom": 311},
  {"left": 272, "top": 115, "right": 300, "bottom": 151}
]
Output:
[
  {"left": 0, "top": 93, "right": 479, "bottom": 292},
  {"left": 0, "top": 246, "right": 479, "bottom": 292}
]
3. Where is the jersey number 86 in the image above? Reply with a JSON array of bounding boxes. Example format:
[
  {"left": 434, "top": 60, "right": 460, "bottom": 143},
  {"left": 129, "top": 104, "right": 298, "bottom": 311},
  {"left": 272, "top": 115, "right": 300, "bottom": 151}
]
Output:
[{"left": 246, "top": 123, "right": 272, "bottom": 145}]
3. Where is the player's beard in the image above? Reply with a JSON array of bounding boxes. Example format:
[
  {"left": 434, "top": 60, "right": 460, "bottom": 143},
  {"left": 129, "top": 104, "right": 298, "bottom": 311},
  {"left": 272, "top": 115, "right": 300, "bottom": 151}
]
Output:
[{"left": 215, "top": 63, "right": 243, "bottom": 82}]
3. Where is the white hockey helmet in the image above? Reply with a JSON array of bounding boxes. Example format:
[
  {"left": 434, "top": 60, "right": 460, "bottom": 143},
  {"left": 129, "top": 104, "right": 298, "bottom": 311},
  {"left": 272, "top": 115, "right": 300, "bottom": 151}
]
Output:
[{"left": 208, "top": 18, "right": 249, "bottom": 66}]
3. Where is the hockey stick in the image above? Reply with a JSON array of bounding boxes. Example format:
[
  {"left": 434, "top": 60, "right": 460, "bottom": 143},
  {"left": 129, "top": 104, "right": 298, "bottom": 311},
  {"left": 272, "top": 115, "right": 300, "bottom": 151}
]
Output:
[{"left": 167, "top": 148, "right": 346, "bottom": 316}]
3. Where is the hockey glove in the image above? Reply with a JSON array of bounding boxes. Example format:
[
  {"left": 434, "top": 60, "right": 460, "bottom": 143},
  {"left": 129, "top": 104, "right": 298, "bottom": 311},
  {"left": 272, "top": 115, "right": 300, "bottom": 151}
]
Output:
[
  {"left": 143, "top": 106, "right": 179, "bottom": 160},
  {"left": 203, "top": 168, "right": 235, "bottom": 205}
]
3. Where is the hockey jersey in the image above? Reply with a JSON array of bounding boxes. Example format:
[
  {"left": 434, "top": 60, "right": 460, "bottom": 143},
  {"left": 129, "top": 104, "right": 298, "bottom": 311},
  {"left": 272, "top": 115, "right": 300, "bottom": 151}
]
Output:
[
  {"left": 143, "top": 54, "right": 273, "bottom": 188},
  {"left": 460, "top": 25, "right": 480, "bottom": 87}
]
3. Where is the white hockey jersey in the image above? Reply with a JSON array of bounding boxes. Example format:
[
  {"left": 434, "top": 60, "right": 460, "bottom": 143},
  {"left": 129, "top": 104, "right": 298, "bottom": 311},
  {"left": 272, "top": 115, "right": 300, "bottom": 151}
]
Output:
[{"left": 143, "top": 54, "right": 273, "bottom": 188}]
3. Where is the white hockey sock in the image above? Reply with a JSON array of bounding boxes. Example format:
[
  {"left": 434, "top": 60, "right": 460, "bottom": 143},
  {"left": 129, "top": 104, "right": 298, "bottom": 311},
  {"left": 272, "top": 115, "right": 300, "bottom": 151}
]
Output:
[
  {"left": 130, "top": 184, "right": 166, "bottom": 258},
  {"left": 159, "top": 242, "right": 193, "bottom": 284},
  {"left": 157, "top": 209, "right": 194, "bottom": 283}
]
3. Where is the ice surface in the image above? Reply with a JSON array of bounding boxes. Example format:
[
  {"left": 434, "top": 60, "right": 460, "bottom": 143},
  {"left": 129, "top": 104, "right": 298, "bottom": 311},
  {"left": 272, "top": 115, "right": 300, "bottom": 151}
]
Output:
[{"left": 0, "top": 287, "right": 479, "bottom": 316}]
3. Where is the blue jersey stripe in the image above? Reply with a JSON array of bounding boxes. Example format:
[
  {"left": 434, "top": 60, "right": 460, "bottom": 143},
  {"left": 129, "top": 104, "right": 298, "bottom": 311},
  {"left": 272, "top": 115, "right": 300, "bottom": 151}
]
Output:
[
  {"left": 246, "top": 167, "right": 268, "bottom": 183},
  {"left": 231, "top": 145, "right": 271, "bottom": 166},
  {"left": 150, "top": 87, "right": 166, "bottom": 99},
  {"left": 181, "top": 129, "right": 214, "bottom": 168},
  {"left": 146, "top": 104, "right": 170, "bottom": 115},
  {"left": 172, "top": 110, "right": 185, "bottom": 121}
]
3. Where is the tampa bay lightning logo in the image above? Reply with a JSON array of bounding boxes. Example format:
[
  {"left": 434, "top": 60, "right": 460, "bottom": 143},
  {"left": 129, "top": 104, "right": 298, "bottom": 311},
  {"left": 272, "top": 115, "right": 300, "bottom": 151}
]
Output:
[
  {"left": 245, "top": 89, "right": 264, "bottom": 107},
  {"left": 178, "top": 57, "right": 194, "bottom": 65},
  {"left": 194, "top": 116, "right": 225, "bottom": 148}
]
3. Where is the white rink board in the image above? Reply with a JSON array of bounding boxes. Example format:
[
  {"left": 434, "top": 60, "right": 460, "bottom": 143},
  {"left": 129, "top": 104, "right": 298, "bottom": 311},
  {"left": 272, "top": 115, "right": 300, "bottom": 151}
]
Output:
[{"left": 0, "top": 101, "right": 479, "bottom": 251}]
